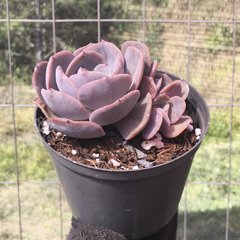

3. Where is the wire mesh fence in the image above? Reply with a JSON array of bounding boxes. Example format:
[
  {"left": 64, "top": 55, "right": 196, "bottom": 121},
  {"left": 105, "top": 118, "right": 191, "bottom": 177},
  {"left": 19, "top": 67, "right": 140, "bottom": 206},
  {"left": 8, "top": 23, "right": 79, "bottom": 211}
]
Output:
[{"left": 0, "top": 0, "right": 239, "bottom": 239}]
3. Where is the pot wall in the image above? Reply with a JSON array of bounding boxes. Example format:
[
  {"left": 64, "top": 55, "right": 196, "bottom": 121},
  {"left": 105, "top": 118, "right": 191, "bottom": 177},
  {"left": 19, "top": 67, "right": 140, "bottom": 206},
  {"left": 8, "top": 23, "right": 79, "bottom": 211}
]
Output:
[{"left": 34, "top": 70, "right": 210, "bottom": 239}]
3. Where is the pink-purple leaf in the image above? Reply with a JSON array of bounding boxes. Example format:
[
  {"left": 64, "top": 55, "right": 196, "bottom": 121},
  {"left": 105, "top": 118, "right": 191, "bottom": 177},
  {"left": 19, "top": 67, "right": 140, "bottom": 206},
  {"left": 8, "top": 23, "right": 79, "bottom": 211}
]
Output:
[
  {"left": 32, "top": 61, "right": 48, "bottom": 104},
  {"left": 154, "top": 77, "right": 162, "bottom": 93},
  {"left": 162, "top": 103, "right": 170, "bottom": 115},
  {"left": 149, "top": 60, "right": 158, "bottom": 78},
  {"left": 66, "top": 51, "right": 104, "bottom": 76},
  {"left": 180, "top": 81, "right": 189, "bottom": 100},
  {"left": 93, "top": 64, "right": 111, "bottom": 76},
  {"left": 46, "top": 50, "right": 75, "bottom": 90},
  {"left": 142, "top": 108, "right": 163, "bottom": 140},
  {"left": 121, "top": 41, "right": 151, "bottom": 76},
  {"left": 73, "top": 42, "right": 92, "bottom": 57},
  {"left": 160, "top": 80, "right": 182, "bottom": 98},
  {"left": 160, "top": 116, "right": 192, "bottom": 138},
  {"left": 168, "top": 96, "right": 186, "bottom": 124},
  {"left": 155, "top": 73, "right": 172, "bottom": 91},
  {"left": 84, "top": 40, "right": 124, "bottom": 74},
  {"left": 47, "top": 118, "right": 105, "bottom": 139},
  {"left": 114, "top": 93, "right": 152, "bottom": 140},
  {"left": 41, "top": 88, "right": 90, "bottom": 121},
  {"left": 124, "top": 46, "right": 144, "bottom": 91},
  {"left": 138, "top": 76, "right": 157, "bottom": 100},
  {"left": 30, "top": 97, "right": 58, "bottom": 119},
  {"left": 89, "top": 90, "right": 140, "bottom": 126},
  {"left": 159, "top": 108, "right": 171, "bottom": 134},
  {"left": 56, "top": 66, "right": 78, "bottom": 99},
  {"left": 111, "top": 55, "right": 124, "bottom": 75},
  {"left": 69, "top": 70, "right": 106, "bottom": 89},
  {"left": 77, "top": 74, "right": 132, "bottom": 110},
  {"left": 153, "top": 92, "right": 170, "bottom": 107}
]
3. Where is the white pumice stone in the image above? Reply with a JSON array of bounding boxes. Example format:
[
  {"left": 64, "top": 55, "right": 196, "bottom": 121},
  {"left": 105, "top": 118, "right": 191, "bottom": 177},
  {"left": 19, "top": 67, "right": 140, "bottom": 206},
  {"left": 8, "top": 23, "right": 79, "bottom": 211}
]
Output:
[
  {"left": 42, "top": 121, "right": 50, "bottom": 135},
  {"left": 56, "top": 132, "right": 63, "bottom": 137},
  {"left": 92, "top": 153, "right": 99, "bottom": 158},
  {"left": 72, "top": 149, "right": 77, "bottom": 155},
  {"left": 110, "top": 159, "right": 120, "bottom": 167},
  {"left": 195, "top": 128, "right": 201, "bottom": 136},
  {"left": 132, "top": 165, "right": 139, "bottom": 170}
]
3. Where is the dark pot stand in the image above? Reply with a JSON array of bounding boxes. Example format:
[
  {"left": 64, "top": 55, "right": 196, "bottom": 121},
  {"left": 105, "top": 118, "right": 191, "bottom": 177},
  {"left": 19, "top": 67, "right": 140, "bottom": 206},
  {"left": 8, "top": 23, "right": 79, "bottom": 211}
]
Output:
[{"left": 66, "top": 210, "right": 178, "bottom": 240}]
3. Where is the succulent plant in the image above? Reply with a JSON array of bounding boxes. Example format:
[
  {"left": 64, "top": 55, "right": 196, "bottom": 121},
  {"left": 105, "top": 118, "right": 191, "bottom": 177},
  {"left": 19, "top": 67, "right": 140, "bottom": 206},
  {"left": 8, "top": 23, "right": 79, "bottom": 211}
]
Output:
[{"left": 31, "top": 40, "right": 192, "bottom": 142}]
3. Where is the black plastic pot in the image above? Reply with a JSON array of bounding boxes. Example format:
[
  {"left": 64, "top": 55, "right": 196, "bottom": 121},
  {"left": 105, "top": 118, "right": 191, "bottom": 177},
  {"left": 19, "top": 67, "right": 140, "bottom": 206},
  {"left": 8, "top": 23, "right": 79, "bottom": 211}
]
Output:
[{"left": 34, "top": 70, "right": 210, "bottom": 239}]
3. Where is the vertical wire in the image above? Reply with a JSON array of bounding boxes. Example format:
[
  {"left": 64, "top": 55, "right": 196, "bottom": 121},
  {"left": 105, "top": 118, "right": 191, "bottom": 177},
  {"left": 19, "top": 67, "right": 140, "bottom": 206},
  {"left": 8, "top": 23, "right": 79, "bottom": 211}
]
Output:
[
  {"left": 184, "top": 1, "right": 191, "bottom": 239},
  {"left": 51, "top": 1, "right": 62, "bottom": 238},
  {"left": 97, "top": 0, "right": 101, "bottom": 42},
  {"left": 59, "top": 184, "right": 63, "bottom": 240},
  {"left": 187, "top": 0, "right": 191, "bottom": 83},
  {"left": 6, "top": 0, "right": 22, "bottom": 239},
  {"left": 225, "top": 0, "right": 237, "bottom": 239},
  {"left": 52, "top": 0, "right": 56, "bottom": 54},
  {"left": 142, "top": 0, "right": 145, "bottom": 43},
  {"left": 184, "top": 185, "right": 187, "bottom": 240}
]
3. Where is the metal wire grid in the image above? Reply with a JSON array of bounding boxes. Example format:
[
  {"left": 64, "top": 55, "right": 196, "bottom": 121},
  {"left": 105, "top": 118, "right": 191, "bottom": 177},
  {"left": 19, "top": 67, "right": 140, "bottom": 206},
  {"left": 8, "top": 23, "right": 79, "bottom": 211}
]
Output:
[{"left": 0, "top": 0, "right": 239, "bottom": 239}]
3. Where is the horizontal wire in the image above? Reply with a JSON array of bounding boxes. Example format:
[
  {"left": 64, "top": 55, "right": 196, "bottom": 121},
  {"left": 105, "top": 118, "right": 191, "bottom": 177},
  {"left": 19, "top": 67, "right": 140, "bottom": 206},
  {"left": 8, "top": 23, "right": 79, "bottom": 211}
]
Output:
[{"left": 0, "top": 19, "right": 239, "bottom": 23}]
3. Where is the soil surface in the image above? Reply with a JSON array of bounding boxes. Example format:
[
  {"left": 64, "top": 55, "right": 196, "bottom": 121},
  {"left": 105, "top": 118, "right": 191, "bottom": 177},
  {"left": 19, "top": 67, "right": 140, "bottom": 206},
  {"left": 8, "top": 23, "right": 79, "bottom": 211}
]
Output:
[
  {"left": 41, "top": 101, "right": 199, "bottom": 170},
  {"left": 43, "top": 126, "right": 198, "bottom": 170}
]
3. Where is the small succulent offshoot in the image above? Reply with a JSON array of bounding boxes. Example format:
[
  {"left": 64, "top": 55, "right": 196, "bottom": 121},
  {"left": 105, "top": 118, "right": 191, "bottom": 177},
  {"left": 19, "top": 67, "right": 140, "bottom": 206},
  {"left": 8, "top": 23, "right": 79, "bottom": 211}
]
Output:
[{"left": 31, "top": 40, "right": 194, "bottom": 150}]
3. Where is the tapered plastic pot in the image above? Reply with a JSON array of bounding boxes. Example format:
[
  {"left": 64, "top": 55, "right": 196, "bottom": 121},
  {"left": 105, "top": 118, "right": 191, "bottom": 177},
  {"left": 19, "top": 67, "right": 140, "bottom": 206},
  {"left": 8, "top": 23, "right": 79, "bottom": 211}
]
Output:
[{"left": 34, "top": 70, "right": 210, "bottom": 239}]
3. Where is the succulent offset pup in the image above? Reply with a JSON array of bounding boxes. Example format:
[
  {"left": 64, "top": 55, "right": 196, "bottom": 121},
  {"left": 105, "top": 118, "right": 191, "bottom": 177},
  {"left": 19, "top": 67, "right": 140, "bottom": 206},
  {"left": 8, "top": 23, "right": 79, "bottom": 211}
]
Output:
[{"left": 31, "top": 40, "right": 192, "bottom": 149}]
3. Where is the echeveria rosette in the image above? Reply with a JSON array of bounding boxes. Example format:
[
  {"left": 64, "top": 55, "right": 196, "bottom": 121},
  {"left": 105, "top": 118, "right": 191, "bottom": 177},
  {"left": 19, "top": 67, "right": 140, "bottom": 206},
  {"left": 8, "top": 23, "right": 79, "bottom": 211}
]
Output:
[{"left": 31, "top": 39, "right": 192, "bottom": 141}]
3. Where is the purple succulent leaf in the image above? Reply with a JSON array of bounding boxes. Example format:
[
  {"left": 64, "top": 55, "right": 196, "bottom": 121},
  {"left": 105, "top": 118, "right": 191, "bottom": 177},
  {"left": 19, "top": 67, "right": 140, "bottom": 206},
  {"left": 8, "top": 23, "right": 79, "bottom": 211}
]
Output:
[
  {"left": 66, "top": 51, "right": 105, "bottom": 76},
  {"left": 180, "top": 81, "right": 189, "bottom": 100},
  {"left": 148, "top": 60, "right": 158, "bottom": 78},
  {"left": 162, "top": 103, "right": 170, "bottom": 115},
  {"left": 46, "top": 50, "right": 75, "bottom": 90},
  {"left": 154, "top": 77, "right": 162, "bottom": 93},
  {"left": 32, "top": 61, "right": 48, "bottom": 104},
  {"left": 121, "top": 40, "right": 151, "bottom": 76},
  {"left": 30, "top": 97, "right": 59, "bottom": 119},
  {"left": 89, "top": 90, "right": 140, "bottom": 126},
  {"left": 84, "top": 40, "right": 124, "bottom": 74},
  {"left": 73, "top": 42, "right": 92, "bottom": 57},
  {"left": 93, "top": 63, "right": 111, "bottom": 76},
  {"left": 114, "top": 93, "right": 152, "bottom": 140},
  {"left": 47, "top": 118, "right": 105, "bottom": 139},
  {"left": 77, "top": 74, "right": 132, "bottom": 110},
  {"left": 56, "top": 66, "right": 78, "bottom": 99},
  {"left": 159, "top": 108, "right": 171, "bottom": 133},
  {"left": 155, "top": 73, "right": 172, "bottom": 91},
  {"left": 111, "top": 55, "right": 124, "bottom": 75},
  {"left": 168, "top": 96, "right": 186, "bottom": 124},
  {"left": 124, "top": 46, "right": 144, "bottom": 91},
  {"left": 138, "top": 76, "right": 157, "bottom": 100},
  {"left": 142, "top": 108, "right": 163, "bottom": 140},
  {"left": 77, "top": 67, "right": 87, "bottom": 74},
  {"left": 69, "top": 70, "right": 106, "bottom": 89},
  {"left": 153, "top": 92, "right": 170, "bottom": 107},
  {"left": 41, "top": 88, "right": 90, "bottom": 121},
  {"left": 160, "top": 116, "right": 192, "bottom": 138},
  {"left": 160, "top": 80, "right": 182, "bottom": 98}
]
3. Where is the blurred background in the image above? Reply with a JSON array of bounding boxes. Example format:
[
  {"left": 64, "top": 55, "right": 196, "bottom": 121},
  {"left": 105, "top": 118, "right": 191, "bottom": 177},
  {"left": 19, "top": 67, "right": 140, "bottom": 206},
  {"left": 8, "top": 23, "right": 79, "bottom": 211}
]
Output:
[{"left": 0, "top": 0, "right": 240, "bottom": 239}]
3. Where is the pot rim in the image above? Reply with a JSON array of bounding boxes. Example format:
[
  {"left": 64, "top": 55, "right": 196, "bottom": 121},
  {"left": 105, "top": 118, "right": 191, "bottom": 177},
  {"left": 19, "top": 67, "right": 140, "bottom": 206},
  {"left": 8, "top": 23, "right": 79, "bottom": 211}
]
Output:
[{"left": 34, "top": 69, "right": 210, "bottom": 176}]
